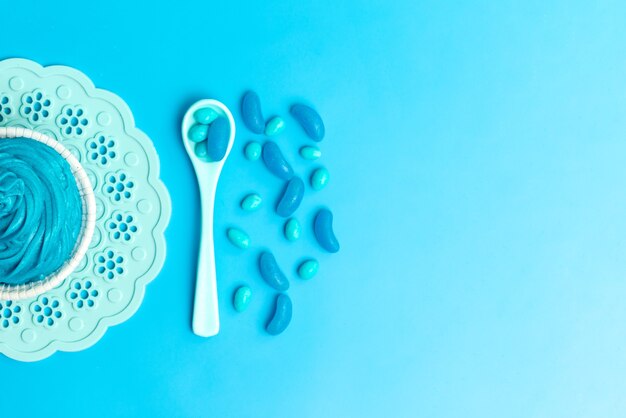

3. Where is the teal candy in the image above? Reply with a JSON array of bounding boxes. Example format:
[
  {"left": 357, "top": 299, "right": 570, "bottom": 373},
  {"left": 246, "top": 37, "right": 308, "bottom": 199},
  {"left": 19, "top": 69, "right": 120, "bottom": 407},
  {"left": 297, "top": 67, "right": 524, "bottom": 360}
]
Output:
[
  {"left": 193, "top": 107, "right": 219, "bottom": 124},
  {"left": 194, "top": 140, "right": 209, "bottom": 160},
  {"left": 206, "top": 117, "right": 230, "bottom": 161},
  {"left": 0, "top": 138, "right": 83, "bottom": 285},
  {"left": 241, "top": 193, "right": 262, "bottom": 211},
  {"left": 188, "top": 123, "right": 209, "bottom": 143},
  {"left": 244, "top": 141, "right": 262, "bottom": 161},
  {"left": 264, "top": 116, "right": 285, "bottom": 136},
  {"left": 233, "top": 286, "right": 252, "bottom": 312},
  {"left": 284, "top": 218, "right": 301, "bottom": 241},
  {"left": 297, "top": 259, "right": 319, "bottom": 280},
  {"left": 227, "top": 227, "right": 251, "bottom": 249},
  {"left": 299, "top": 146, "right": 321, "bottom": 160},
  {"left": 310, "top": 167, "right": 330, "bottom": 191},
  {"left": 266, "top": 293, "right": 292, "bottom": 335}
]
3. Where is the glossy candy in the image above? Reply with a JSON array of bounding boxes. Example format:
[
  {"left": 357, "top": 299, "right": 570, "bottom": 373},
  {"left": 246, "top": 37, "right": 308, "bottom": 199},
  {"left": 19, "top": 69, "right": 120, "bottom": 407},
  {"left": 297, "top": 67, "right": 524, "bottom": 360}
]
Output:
[
  {"left": 265, "top": 116, "right": 285, "bottom": 136},
  {"left": 188, "top": 123, "right": 208, "bottom": 143},
  {"left": 276, "top": 177, "right": 304, "bottom": 217},
  {"left": 310, "top": 167, "right": 329, "bottom": 191},
  {"left": 284, "top": 218, "right": 301, "bottom": 241},
  {"left": 194, "top": 140, "right": 209, "bottom": 160},
  {"left": 227, "top": 227, "right": 251, "bottom": 249},
  {"left": 241, "top": 193, "right": 262, "bottom": 211},
  {"left": 313, "top": 208, "right": 340, "bottom": 253},
  {"left": 244, "top": 141, "right": 262, "bottom": 161},
  {"left": 266, "top": 293, "right": 292, "bottom": 335},
  {"left": 241, "top": 91, "right": 265, "bottom": 134},
  {"left": 258, "top": 251, "right": 289, "bottom": 291},
  {"left": 297, "top": 259, "right": 319, "bottom": 280},
  {"left": 299, "top": 146, "right": 321, "bottom": 161},
  {"left": 193, "top": 107, "right": 219, "bottom": 125},
  {"left": 233, "top": 286, "right": 252, "bottom": 312},
  {"left": 290, "top": 104, "right": 325, "bottom": 141},
  {"left": 206, "top": 117, "right": 230, "bottom": 161},
  {"left": 262, "top": 141, "right": 293, "bottom": 180}
]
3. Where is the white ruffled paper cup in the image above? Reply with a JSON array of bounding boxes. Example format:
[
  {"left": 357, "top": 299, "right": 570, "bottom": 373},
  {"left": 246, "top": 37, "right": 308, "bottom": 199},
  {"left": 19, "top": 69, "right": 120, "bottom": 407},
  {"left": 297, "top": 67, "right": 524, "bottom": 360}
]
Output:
[{"left": 0, "top": 127, "right": 95, "bottom": 301}]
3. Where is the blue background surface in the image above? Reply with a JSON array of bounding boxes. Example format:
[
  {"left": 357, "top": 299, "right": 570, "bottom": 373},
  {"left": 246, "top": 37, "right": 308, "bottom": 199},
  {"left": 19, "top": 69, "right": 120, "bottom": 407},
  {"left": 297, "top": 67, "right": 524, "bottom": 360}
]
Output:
[{"left": 3, "top": 1, "right": 626, "bottom": 416}]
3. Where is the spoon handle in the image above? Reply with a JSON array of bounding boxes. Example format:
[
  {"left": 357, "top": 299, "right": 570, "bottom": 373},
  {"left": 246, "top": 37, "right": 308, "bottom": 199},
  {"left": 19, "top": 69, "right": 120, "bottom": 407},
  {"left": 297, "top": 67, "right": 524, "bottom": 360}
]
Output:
[{"left": 192, "top": 177, "right": 220, "bottom": 337}]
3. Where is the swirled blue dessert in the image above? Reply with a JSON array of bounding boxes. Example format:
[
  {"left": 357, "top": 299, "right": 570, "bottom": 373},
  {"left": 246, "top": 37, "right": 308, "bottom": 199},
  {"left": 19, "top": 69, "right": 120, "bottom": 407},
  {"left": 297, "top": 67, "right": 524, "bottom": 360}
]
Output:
[{"left": 0, "top": 138, "right": 82, "bottom": 285}]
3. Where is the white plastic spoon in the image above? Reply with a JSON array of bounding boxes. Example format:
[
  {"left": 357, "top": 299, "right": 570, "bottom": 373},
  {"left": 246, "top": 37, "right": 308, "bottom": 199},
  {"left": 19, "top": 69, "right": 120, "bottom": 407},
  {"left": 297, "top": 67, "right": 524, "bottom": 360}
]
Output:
[{"left": 181, "top": 99, "right": 236, "bottom": 337}]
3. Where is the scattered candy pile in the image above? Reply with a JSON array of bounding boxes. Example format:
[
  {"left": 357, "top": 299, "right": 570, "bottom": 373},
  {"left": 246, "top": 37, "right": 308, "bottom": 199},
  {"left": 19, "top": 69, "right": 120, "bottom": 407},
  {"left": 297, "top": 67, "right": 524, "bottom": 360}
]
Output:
[{"left": 228, "top": 90, "right": 340, "bottom": 335}]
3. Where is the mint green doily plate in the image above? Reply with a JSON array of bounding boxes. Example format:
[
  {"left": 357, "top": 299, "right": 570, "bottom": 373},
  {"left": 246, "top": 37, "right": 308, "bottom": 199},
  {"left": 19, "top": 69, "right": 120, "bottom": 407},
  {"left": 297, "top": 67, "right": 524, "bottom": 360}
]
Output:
[{"left": 0, "top": 58, "right": 171, "bottom": 361}]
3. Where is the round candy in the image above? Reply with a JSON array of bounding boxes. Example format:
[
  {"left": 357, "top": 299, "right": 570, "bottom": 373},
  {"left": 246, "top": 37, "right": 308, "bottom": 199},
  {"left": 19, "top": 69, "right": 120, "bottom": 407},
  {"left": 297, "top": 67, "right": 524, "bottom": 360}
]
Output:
[
  {"left": 241, "top": 193, "right": 262, "bottom": 211},
  {"left": 193, "top": 107, "right": 219, "bottom": 124},
  {"left": 227, "top": 227, "right": 251, "bottom": 249},
  {"left": 265, "top": 116, "right": 285, "bottom": 136},
  {"left": 188, "top": 123, "right": 208, "bottom": 143},
  {"left": 299, "top": 146, "right": 321, "bottom": 161},
  {"left": 297, "top": 259, "right": 319, "bottom": 280},
  {"left": 233, "top": 286, "right": 252, "bottom": 312},
  {"left": 310, "top": 167, "right": 329, "bottom": 191},
  {"left": 284, "top": 218, "right": 301, "bottom": 242},
  {"left": 244, "top": 141, "right": 262, "bottom": 161}
]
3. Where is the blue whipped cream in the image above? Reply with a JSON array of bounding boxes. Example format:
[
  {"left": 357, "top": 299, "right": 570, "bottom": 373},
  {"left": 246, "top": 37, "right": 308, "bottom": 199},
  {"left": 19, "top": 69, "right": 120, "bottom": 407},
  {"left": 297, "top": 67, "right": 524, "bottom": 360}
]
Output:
[{"left": 0, "top": 138, "right": 82, "bottom": 285}]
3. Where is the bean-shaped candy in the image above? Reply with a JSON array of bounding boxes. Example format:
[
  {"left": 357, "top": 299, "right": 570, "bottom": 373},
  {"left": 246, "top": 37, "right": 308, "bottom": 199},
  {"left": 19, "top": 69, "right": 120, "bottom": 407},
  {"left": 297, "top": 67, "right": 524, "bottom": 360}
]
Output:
[
  {"left": 188, "top": 123, "right": 208, "bottom": 143},
  {"left": 276, "top": 177, "right": 304, "bottom": 217},
  {"left": 241, "top": 91, "right": 265, "bottom": 134},
  {"left": 266, "top": 293, "right": 292, "bottom": 335},
  {"left": 258, "top": 251, "right": 289, "bottom": 291},
  {"left": 290, "top": 103, "right": 325, "bottom": 141},
  {"left": 265, "top": 116, "right": 285, "bottom": 136},
  {"left": 299, "top": 145, "right": 321, "bottom": 161},
  {"left": 233, "top": 286, "right": 252, "bottom": 312},
  {"left": 227, "top": 227, "right": 250, "bottom": 249},
  {"left": 241, "top": 193, "right": 262, "bottom": 211},
  {"left": 262, "top": 141, "right": 294, "bottom": 180},
  {"left": 244, "top": 141, "right": 262, "bottom": 161},
  {"left": 206, "top": 117, "right": 230, "bottom": 161},
  {"left": 284, "top": 218, "right": 301, "bottom": 241},
  {"left": 310, "top": 167, "right": 329, "bottom": 191},
  {"left": 194, "top": 107, "right": 219, "bottom": 125},
  {"left": 297, "top": 259, "right": 319, "bottom": 280},
  {"left": 313, "top": 208, "right": 340, "bottom": 253}
]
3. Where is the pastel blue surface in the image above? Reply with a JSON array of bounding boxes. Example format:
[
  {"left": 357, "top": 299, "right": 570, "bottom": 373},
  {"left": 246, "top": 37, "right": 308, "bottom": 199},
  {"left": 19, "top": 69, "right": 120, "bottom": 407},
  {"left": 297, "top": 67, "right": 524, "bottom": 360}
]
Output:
[{"left": 3, "top": 1, "right": 626, "bottom": 417}]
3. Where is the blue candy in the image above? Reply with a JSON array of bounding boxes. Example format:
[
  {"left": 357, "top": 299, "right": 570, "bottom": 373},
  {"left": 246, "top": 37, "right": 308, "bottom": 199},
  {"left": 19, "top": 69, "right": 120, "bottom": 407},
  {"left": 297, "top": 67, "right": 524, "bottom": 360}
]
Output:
[
  {"left": 259, "top": 251, "right": 290, "bottom": 291},
  {"left": 276, "top": 177, "right": 304, "bottom": 217},
  {"left": 290, "top": 103, "right": 325, "bottom": 141},
  {"left": 313, "top": 208, "right": 340, "bottom": 253},
  {"left": 262, "top": 141, "right": 294, "bottom": 180},
  {"left": 266, "top": 293, "right": 292, "bottom": 336},
  {"left": 206, "top": 117, "right": 230, "bottom": 161},
  {"left": 241, "top": 91, "right": 265, "bottom": 134}
]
